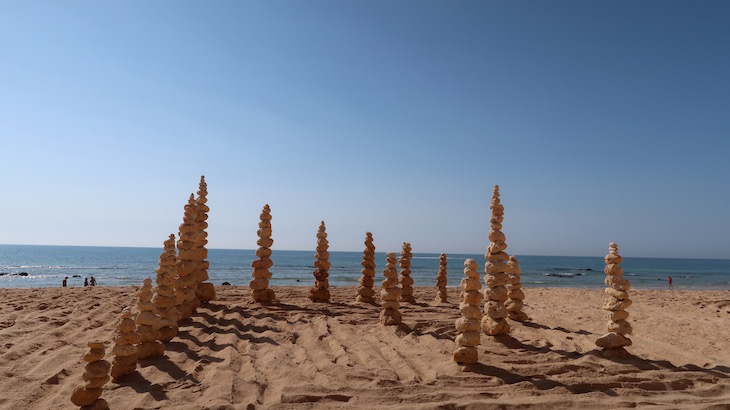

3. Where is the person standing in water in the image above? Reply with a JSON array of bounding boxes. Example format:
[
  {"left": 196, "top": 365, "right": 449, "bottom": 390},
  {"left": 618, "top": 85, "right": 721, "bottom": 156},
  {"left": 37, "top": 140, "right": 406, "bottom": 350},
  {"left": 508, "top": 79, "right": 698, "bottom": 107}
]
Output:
[
  {"left": 89, "top": 276, "right": 96, "bottom": 286},
  {"left": 668, "top": 276, "right": 673, "bottom": 290},
  {"left": 84, "top": 277, "right": 88, "bottom": 287},
  {"left": 62, "top": 277, "right": 68, "bottom": 287}
]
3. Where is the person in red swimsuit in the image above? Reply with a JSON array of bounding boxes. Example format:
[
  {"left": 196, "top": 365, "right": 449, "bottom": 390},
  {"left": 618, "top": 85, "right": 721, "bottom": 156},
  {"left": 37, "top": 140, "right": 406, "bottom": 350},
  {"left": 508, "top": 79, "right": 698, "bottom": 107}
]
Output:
[{"left": 668, "top": 276, "right": 673, "bottom": 290}]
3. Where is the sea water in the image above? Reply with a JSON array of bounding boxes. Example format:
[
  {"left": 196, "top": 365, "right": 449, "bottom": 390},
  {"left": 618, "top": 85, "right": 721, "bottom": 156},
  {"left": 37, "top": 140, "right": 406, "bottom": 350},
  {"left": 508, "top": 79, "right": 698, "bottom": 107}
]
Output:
[{"left": 1, "top": 244, "right": 729, "bottom": 290}]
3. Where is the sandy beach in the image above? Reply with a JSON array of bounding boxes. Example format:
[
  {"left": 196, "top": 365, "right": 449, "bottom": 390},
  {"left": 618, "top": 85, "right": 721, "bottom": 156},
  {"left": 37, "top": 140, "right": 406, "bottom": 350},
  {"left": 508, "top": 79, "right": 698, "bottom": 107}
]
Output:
[{"left": 1, "top": 285, "right": 729, "bottom": 409}]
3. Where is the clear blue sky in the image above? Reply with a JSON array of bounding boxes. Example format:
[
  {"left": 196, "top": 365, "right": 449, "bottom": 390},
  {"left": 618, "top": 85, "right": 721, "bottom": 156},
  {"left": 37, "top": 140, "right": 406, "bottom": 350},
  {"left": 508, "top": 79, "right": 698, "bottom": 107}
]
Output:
[{"left": 1, "top": 1, "right": 728, "bottom": 258}]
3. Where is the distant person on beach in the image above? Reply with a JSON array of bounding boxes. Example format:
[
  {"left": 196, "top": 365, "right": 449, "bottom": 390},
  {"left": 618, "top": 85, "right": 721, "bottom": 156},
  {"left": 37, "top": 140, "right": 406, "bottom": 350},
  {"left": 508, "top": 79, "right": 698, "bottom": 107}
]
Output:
[
  {"left": 84, "top": 277, "right": 88, "bottom": 287},
  {"left": 668, "top": 276, "right": 673, "bottom": 290},
  {"left": 62, "top": 277, "right": 68, "bottom": 287},
  {"left": 89, "top": 276, "right": 96, "bottom": 286}
]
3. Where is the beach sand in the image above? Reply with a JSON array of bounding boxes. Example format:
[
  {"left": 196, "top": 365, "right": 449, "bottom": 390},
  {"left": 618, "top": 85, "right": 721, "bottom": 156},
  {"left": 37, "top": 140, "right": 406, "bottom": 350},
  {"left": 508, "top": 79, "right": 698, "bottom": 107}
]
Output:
[{"left": 1, "top": 286, "right": 729, "bottom": 409}]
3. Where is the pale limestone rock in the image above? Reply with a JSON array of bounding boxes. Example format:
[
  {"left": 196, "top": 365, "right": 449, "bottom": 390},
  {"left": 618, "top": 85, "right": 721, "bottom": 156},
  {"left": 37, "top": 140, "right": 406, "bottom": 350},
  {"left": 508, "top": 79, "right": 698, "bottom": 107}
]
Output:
[
  {"left": 505, "top": 256, "right": 529, "bottom": 322},
  {"left": 482, "top": 185, "right": 510, "bottom": 336},
  {"left": 595, "top": 242, "right": 633, "bottom": 358},
  {"left": 175, "top": 194, "right": 200, "bottom": 319},
  {"left": 154, "top": 234, "right": 181, "bottom": 342},
  {"left": 309, "top": 221, "right": 331, "bottom": 302},
  {"left": 380, "top": 252, "right": 401, "bottom": 325},
  {"left": 110, "top": 308, "right": 139, "bottom": 380},
  {"left": 434, "top": 253, "right": 448, "bottom": 303},
  {"left": 454, "top": 259, "right": 481, "bottom": 365},
  {"left": 250, "top": 204, "right": 275, "bottom": 302},
  {"left": 71, "top": 341, "right": 110, "bottom": 409},
  {"left": 136, "top": 278, "right": 164, "bottom": 360}
]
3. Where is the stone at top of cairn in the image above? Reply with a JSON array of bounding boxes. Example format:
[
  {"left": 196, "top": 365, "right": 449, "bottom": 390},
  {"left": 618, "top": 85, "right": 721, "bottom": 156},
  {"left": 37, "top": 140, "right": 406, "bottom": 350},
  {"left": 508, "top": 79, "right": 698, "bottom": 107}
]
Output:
[
  {"left": 71, "top": 340, "right": 110, "bottom": 409},
  {"left": 595, "top": 242, "right": 633, "bottom": 358},
  {"left": 154, "top": 234, "right": 181, "bottom": 343},
  {"left": 356, "top": 232, "right": 377, "bottom": 303},
  {"left": 454, "top": 259, "right": 482, "bottom": 366},
  {"left": 434, "top": 253, "right": 448, "bottom": 303},
  {"left": 380, "top": 252, "right": 402, "bottom": 325},
  {"left": 399, "top": 242, "right": 415, "bottom": 303},
  {"left": 195, "top": 176, "right": 215, "bottom": 303},
  {"left": 136, "top": 278, "right": 164, "bottom": 359},
  {"left": 111, "top": 307, "right": 140, "bottom": 380},
  {"left": 175, "top": 194, "right": 200, "bottom": 320},
  {"left": 505, "top": 256, "right": 528, "bottom": 322},
  {"left": 482, "top": 184, "right": 510, "bottom": 336},
  {"left": 250, "top": 204, "right": 275, "bottom": 302},
  {"left": 309, "top": 221, "right": 331, "bottom": 302}
]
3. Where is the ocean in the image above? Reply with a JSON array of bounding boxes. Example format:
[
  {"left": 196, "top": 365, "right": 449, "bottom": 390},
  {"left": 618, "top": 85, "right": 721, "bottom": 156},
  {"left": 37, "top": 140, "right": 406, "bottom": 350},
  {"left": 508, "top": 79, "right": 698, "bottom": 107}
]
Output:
[{"left": 1, "top": 244, "right": 729, "bottom": 290}]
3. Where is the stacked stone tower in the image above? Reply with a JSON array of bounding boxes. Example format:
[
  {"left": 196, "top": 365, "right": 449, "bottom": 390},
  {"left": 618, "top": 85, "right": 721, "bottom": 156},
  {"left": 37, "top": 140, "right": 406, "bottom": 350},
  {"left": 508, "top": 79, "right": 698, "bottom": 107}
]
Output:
[
  {"left": 70, "top": 341, "right": 110, "bottom": 409},
  {"left": 308, "top": 221, "right": 331, "bottom": 302},
  {"left": 195, "top": 176, "right": 215, "bottom": 303},
  {"left": 434, "top": 253, "right": 448, "bottom": 303},
  {"left": 250, "top": 204, "right": 275, "bottom": 302},
  {"left": 482, "top": 185, "right": 511, "bottom": 336},
  {"left": 505, "top": 256, "right": 528, "bottom": 321},
  {"left": 595, "top": 242, "right": 633, "bottom": 358},
  {"left": 356, "top": 232, "right": 376, "bottom": 303},
  {"left": 380, "top": 252, "right": 402, "bottom": 325},
  {"left": 154, "top": 234, "right": 180, "bottom": 343},
  {"left": 454, "top": 259, "right": 482, "bottom": 365},
  {"left": 110, "top": 307, "right": 140, "bottom": 380},
  {"left": 175, "top": 194, "right": 199, "bottom": 319},
  {"left": 399, "top": 242, "right": 415, "bottom": 303},
  {"left": 136, "top": 278, "right": 164, "bottom": 360}
]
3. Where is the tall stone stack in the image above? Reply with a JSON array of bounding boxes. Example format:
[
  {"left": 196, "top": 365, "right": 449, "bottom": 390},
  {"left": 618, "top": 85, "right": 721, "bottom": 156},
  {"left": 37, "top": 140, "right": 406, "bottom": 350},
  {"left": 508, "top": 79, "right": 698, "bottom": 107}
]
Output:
[
  {"left": 136, "top": 278, "right": 164, "bottom": 360},
  {"left": 154, "top": 234, "right": 181, "bottom": 343},
  {"left": 250, "top": 204, "right": 275, "bottom": 302},
  {"left": 434, "top": 253, "right": 448, "bottom": 303},
  {"left": 380, "top": 252, "right": 402, "bottom": 325},
  {"left": 110, "top": 307, "right": 140, "bottom": 380},
  {"left": 308, "top": 221, "right": 331, "bottom": 302},
  {"left": 399, "top": 242, "right": 415, "bottom": 303},
  {"left": 454, "top": 259, "right": 482, "bottom": 365},
  {"left": 195, "top": 176, "right": 215, "bottom": 303},
  {"left": 482, "top": 185, "right": 511, "bottom": 336},
  {"left": 70, "top": 341, "right": 110, "bottom": 410},
  {"left": 595, "top": 242, "right": 633, "bottom": 358},
  {"left": 356, "top": 232, "right": 376, "bottom": 303},
  {"left": 175, "top": 194, "right": 199, "bottom": 319},
  {"left": 505, "top": 256, "right": 528, "bottom": 322}
]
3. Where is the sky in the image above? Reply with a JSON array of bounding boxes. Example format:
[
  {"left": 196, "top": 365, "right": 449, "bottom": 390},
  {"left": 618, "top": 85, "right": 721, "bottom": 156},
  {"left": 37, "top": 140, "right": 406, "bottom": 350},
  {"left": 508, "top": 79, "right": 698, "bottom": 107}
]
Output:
[{"left": 1, "top": 1, "right": 729, "bottom": 258}]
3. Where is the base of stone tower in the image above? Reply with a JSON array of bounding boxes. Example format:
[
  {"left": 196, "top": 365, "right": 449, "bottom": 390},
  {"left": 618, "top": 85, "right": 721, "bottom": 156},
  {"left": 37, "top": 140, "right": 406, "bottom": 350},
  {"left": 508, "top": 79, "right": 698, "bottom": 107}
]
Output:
[
  {"left": 308, "top": 288, "right": 330, "bottom": 302},
  {"left": 355, "top": 295, "right": 376, "bottom": 304},
  {"left": 252, "top": 288, "right": 275, "bottom": 303},
  {"left": 602, "top": 347, "right": 630, "bottom": 359}
]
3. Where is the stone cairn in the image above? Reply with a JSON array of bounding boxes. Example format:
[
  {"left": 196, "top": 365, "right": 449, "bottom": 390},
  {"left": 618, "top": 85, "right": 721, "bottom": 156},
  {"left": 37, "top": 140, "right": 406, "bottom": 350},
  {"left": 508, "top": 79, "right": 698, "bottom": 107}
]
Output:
[
  {"left": 380, "top": 252, "right": 402, "bottom": 325},
  {"left": 136, "top": 278, "right": 164, "bottom": 360},
  {"left": 71, "top": 341, "right": 110, "bottom": 410},
  {"left": 195, "top": 176, "right": 215, "bottom": 303},
  {"left": 308, "top": 221, "right": 331, "bottom": 302},
  {"left": 434, "top": 253, "right": 448, "bottom": 303},
  {"left": 482, "top": 185, "right": 511, "bottom": 336},
  {"left": 356, "top": 232, "right": 376, "bottom": 303},
  {"left": 399, "top": 242, "right": 415, "bottom": 303},
  {"left": 176, "top": 194, "right": 199, "bottom": 320},
  {"left": 110, "top": 307, "right": 140, "bottom": 380},
  {"left": 154, "top": 234, "right": 181, "bottom": 343},
  {"left": 250, "top": 204, "right": 275, "bottom": 302},
  {"left": 595, "top": 242, "right": 633, "bottom": 358},
  {"left": 454, "top": 259, "right": 482, "bottom": 365},
  {"left": 505, "top": 256, "right": 528, "bottom": 321}
]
